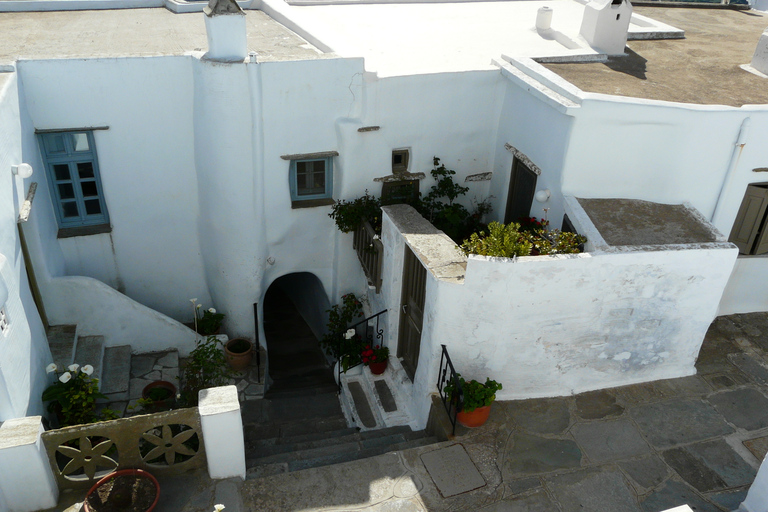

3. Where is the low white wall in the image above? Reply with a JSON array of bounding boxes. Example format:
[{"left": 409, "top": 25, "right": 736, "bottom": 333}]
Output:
[
  {"left": 0, "top": 417, "right": 58, "bottom": 512},
  {"left": 718, "top": 255, "right": 768, "bottom": 315},
  {"left": 379, "top": 205, "right": 737, "bottom": 427},
  {"left": 436, "top": 246, "right": 737, "bottom": 400},
  {"left": 42, "top": 275, "right": 197, "bottom": 355}
]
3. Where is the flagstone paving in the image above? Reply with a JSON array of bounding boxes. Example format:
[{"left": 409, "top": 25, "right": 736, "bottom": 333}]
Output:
[{"left": 49, "top": 312, "right": 768, "bottom": 512}]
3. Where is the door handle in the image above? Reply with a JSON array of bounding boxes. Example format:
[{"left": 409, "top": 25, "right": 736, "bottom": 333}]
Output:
[{"left": 402, "top": 304, "right": 408, "bottom": 315}]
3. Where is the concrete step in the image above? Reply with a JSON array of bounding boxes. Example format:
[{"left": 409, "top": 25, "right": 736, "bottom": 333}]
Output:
[
  {"left": 74, "top": 335, "right": 106, "bottom": 384},
  {"left": 246, "top": 426, "right": 436, "bottom": 475},
  {"left": 99, "top": 345, "right": 132, "bottom": 398},
  {"left": 47, "top": 324, "right": 77, "bottom": 371}
]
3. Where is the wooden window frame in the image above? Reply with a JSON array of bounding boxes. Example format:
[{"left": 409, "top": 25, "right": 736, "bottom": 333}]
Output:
[
  {"left": 38, "top": 131, "right": 110, "bottom": 234},
  {"left": 289, "top": 156, "right": 334, "bottom": 205}
]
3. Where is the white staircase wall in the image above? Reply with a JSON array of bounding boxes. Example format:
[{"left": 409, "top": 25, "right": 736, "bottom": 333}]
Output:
[{"left": 42, "top": 275, "right": 197, "bottom": 355}]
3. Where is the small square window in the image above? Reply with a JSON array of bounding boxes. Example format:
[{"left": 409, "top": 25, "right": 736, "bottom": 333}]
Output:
[
  {"left": 289, "top": 157, "right": 333, "bottom": 205},
  {"left": 392, "top": 149, "right": 409, "bottom": 175}
]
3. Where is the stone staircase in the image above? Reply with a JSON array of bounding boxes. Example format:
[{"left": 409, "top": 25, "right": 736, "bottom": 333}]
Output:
[
  {"left": 46, "top": 324, "right": 134, "bottom": 412},
  {"left": 242, "top": 391, "right": 437, "bottom": 479}
]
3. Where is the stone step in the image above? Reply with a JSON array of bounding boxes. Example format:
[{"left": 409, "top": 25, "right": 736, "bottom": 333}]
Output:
[
  {"left": 247, "top": 425, "right": 415, "bottom": 459},
  {"left": 73, "top": 335, "right": 106, "bottom": 383},
  {"left": 246, "top": 427, "right": 436, "bottom": 475},
  {"left": 244, "top": 415, "right": 349, "bottom": 442},
  {"left": 47, "top": 324, "right": 77, "bottom": 371},
  {"left": 347, "top": 380, "right": 376, "bottom": 428},
  {"left": 99, "top": 345, "right": 132, "bottom": 398},
  {"left": 285, "top": 435, "right": 439, "bottom": 473}
]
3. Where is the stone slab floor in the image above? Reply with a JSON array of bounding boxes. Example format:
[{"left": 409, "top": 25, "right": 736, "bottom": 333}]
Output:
[{"left": 52, "top": 313, "right": 768, "bottom": 512}]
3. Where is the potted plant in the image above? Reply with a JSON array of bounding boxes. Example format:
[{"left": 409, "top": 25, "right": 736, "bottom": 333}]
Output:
[
  {"left": 42, "top": 363, "right": 117, "bottom": 428},
  {"left": 224, "top": 338, "right": 253, "bottom": 371},
  {"left": 445, "top": 375, "right": 503, "bottom": 428},
  {"left": 139, "top": 381, "right": 177, "bottom": 413},
  {"left": 83, "top": 468, "right": 159, "bottom": 512},
  {"left": 190, "top": 298, "right": 225, "bottom": 335},
  {"left": 320, "top": 293, "right": 365, "bottom": 373},
  {"left": 179, "top": 335, "right": 235, "bottom": 406},
  {"left": 361, "top": 344, "right": 389, "bottom": 375}
]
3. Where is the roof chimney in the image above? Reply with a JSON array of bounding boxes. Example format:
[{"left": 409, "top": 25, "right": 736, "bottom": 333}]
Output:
[
  {"left": 750, "top": 28, "right": 768, "bottom": 76},
  {"left": 203, "top": 0, "right": 247, "bottom": 62},
  {"left": 579, "top": 0, "right": 632, "bottom": 55}
]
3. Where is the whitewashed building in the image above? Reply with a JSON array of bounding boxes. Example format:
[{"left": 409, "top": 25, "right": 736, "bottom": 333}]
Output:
[{"left": 0, "top": 0, "right": 766, "bottom": 460}]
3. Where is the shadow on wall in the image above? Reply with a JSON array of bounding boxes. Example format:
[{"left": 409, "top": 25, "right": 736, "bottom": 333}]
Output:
[{"left": 268, "top": 272, "right": 331, "bottom": 340}]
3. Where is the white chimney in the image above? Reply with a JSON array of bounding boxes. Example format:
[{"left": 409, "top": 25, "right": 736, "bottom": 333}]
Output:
[
  {"left": 579, "top": 0, "right": 633, "bottom": 55},
  {"left": 750, "top": 28, "right": 768, "bottom": 76},
  {"left": 204, "top": 0, "right": 247, "bottom": 62},
  {"left": 536, "top": 6, "right": 553, "bottom": 32}
]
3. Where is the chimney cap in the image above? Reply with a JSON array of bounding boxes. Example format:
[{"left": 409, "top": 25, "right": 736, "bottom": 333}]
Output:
[{"left": 204, "top": 0, "right": 245, "bottom": 17}]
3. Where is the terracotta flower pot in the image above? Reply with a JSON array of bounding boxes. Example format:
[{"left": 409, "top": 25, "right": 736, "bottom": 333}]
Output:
[
  {"left": 368, "top": 359, "right": 387, "bottom": 375},
  {"left": 456, "top": 405, "right": 491, "bottom": 428},
  {"left": 225, "top": 338, "right": 253, "bottom": 371},
  {"left": 84, "top": 468, "right": 159, "bottom": 512},
  {"left": 141, "top": 381, "right": 177, "bottom": 413}
]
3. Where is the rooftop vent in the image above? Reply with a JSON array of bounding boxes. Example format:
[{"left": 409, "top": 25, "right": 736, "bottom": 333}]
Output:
[
  {"left": 203, "top": 0, "right": 247, "bottom": 63},
  {"left": 579, "top": 0, "right": 633, "bottom": 55}
]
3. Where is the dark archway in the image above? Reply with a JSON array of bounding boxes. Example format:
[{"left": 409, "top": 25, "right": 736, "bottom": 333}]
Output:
[{"left": 262, "top": 273, "right": 336, "bottom": 398}]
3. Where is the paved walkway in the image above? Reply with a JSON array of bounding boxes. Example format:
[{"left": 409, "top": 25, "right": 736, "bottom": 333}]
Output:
[{"left": 53, "top": 313, "right": 768, "bottom": 512}]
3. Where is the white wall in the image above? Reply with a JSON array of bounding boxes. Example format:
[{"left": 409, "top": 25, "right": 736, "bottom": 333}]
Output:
[
  {"left": 442, "top": 246, "right": 736, "bottom": 400},
  {"left": 379, "top": 204, "right": 737, "bottom": 425},
  {"left": 19, "top": 57, "right": 211, "bottom": 322},
  {"left": 490, "top": 73, "right": 574, "bottom": 227},
  {"left": 0, "top": 71, "right": 50, "bottom": 421},
  {"left": 719, "top": 255, "right": 768, "bottom": 316}
]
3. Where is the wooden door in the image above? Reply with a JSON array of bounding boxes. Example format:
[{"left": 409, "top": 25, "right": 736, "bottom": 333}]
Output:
[
  {"left": 398, "top": 245, "right": 427, "bottom": 381},
  {"left": 504, "top": 158, "right": 538, "bottom": 224}
]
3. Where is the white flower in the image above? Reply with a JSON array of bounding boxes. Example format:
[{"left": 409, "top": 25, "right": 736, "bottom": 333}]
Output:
[
  {"left": 344, "top": 328, "right": 356, "bottom": 339},
  {"left": 208, "top": 308, "right": 216, "bottom": 314},
  {"left": 59, "top": 372, "right": 72, "bottom": 383},
  {"left": 81, "top": 365, "right": 94, "bottom": 376},
  {"left": 197, "top": 304, "right": 202, "bottom": 309},
  {"left": 213, "top": 505, "right": 225, "bottom": 512},
  {"left": 190, "top": 298, "right": 198, "bottom": 303},
  {"left": 46, "top": 363, "right": 57, "bottom": 374},
  {"left": 68, "top": 364, "right": 79, "bottom": 372}
]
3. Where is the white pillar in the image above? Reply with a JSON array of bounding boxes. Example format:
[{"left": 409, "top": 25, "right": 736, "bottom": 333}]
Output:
[
  {"left": 199, "top": 385, "right": 246, "bottom": 480},
  {"left": 740, "top": 453, "right": 768, "bottom": 512},
  {"left": 750, "top": 28, "right": 768, "bottom": 76},
  {"left": 0, "top": 417, "right": 58, "bottom": 511}
]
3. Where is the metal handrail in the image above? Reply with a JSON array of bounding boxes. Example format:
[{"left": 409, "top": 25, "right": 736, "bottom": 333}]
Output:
[
  {"left": 334, "top": 309, "right": 387, "bottom": 392},
  {"left": 437, "top": 344, "right": 463, "bottom": 436},
  {"left": 352, "top": 220, "right": 383, "bottom": 293}
]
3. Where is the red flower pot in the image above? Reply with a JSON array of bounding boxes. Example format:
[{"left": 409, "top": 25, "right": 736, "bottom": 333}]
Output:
[
  {"left": 84, "top": 469, "right": 159, "bottom": 512},
  {"left": 368, "top": 360, "right": 387, "bottom": 375},
  {"left": 456, "top": 405, "right": 491, "bottom": 428},
  {"left": 225, "top": 338, "right": 253, "bottom": 371}
]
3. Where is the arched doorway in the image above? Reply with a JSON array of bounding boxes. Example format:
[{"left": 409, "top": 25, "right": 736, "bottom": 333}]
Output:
[{"left": 262, "top": 273, "right": 335, "bottom": 397}]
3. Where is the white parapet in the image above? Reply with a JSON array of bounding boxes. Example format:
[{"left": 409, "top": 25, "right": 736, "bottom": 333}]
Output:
[
  {"left": 739, "top": 452, "right": 768, "bottom": 512},
  {"left": 199, "top": 385, "right": 246, "bottom": 480},
  {"left": 0, "top": 417, "right": 58, "bottom": 511}
]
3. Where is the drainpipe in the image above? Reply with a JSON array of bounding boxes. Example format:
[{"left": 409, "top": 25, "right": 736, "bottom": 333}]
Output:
[{"left": 711, "top": 117, "right": 751, "bottom": 226}]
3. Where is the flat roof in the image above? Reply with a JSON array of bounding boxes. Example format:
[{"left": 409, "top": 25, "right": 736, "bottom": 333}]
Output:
[
  {"left": 0, "top": 8, "right": 327, "bottom": 66},
  {"left": 543, "top": 6, "right": 768, "bottom": 107},
  {"left": 578, "top": 198, "right": 720, "bottom": 246}
]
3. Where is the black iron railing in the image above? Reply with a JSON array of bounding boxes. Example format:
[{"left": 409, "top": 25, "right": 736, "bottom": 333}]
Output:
[
  {"left": 334, "top": 309, "right": 387, "bottom": 392},
  {"left": 352, "top": 220, "right": 383, "bottom": 293},
  {"left": 437, "top": 344, "right": 463, "bottom": 436}
]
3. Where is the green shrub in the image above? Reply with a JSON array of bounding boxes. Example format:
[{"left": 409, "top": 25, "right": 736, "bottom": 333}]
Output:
[
  {"left": 179, "top": 336, "right": 235, "bottom": 406},
  {"left": 461, "top": 220, "right": 587, "bottom": 257},
  {"left": 320, "top": 293, "right": 365, "bottom": 371}
]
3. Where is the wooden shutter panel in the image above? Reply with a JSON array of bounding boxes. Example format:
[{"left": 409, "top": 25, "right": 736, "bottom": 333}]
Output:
[{"left": 729, "top": 184, "right": 768, "bottom": 254}]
